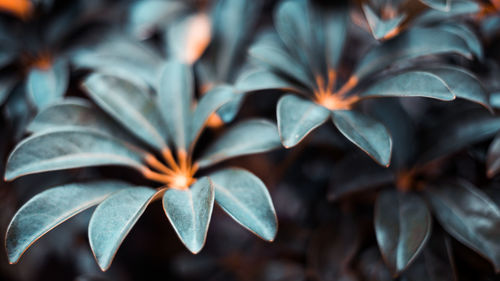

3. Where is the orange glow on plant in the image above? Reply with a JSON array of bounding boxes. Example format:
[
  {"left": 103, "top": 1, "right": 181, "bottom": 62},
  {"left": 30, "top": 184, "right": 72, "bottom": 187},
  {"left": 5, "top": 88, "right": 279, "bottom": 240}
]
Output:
[
  {"left": 183, "top": 13, "right": 211, "bottom": 64},
  {"left": 0, "top": 0, "right": 32, "bottom": 19},
  {"left": 32, "top": 53, "right": 53, "bottom": 70},
  {"left": 314, "top": 70, "right": 359, "bottom": 110},
  {"left": 142, "top": 149, "right": 198, "bottom": 190}
]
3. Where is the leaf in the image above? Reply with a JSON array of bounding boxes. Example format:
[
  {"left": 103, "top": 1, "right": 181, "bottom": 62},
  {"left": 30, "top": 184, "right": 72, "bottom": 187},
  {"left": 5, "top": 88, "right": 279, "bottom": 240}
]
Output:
[
  {"left": 415, "top": 0, "right": 480, "bottom": 25},
  {"left": 362, "top": 4, "right": 406, "bottom": 40},
  {"left": 128, "top": 0, "right": 187, "bottom": 39},
  {"left": 82, "top": 73, "right": 167, "bottom": 151},
  {"left": 189, "top": 85, "right": 234, "bottom": 146},
  {"left": 197, "top": 119, "right": 281, "bottom": 168},
  {"left": 425, "top": 180, "right": 500, "bottom": 272},
  {"left": 487, "top": 134, "right": 500, "bottom": 177},
  {"left": 235, "top": 68, "right": 307, "bottom": 94},
  {"left": 89, "top": 187, "right": 157, "bottom": 271},
  {"left": 359, "top": 71, "right": 456, "bottom": 101},
  {"left": 158, "top": 60, "right": 193, "bottom": 151},
  {"left": 166, "top": 13, "right": 211, "bottom": 64},
  {"left": 321, "top": 5, "right": 348, "bottom": 70},
  {"left": 354, "top": 27, "right": 473, "bottom": 79},
  {"left": 332, "top": 110, "right": 392, "bottom": 166},
  {"left": 277, "top": 94, "right": 330, "bottom": 148},
  {"left": 375, "top": 190, "right": 432, "bottom": 275},
  {"left": 420, "top": 0, "right": 451, "bottom": 11},
  {"left": 26, "top": 58, "right": 69, "bottom": 110},
  {"left": 209, "top": 168, "right": 277, "bottom": 241},
  {"left": 163, "top": 177, "right": 214, "bottom": 254},
  {"left": 6, "top": 181, "right": 130, "bottom": 263},
  {"left": 216, "top": 93, "right": 245, "bottom": 123},
  {"left": 438, "top": 23, "right": 483, "bottom": 59},
  {"left": 5, "top": 128, "right": 145, "bottom": 181}
]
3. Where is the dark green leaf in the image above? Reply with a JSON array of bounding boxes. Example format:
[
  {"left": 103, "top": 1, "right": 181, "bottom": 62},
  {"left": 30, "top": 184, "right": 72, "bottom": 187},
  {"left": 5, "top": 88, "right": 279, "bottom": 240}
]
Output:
[
  {"left": 89, "top": 187, "right": 157, "bottom": 271},
  {"left": 6, "top": 181, "right": 130, "bottom": 263},
  {"left": 26, "top": 59, "right": 69, "bottom": 110},
  {"left": 197, "top": 119, "right": 281, "bottom": 168},
  {"left": 163, "top": 177, "right": 214, "bottom": 254},
  {"left": 209, "top": 168, "right": 277, "bottom": 241},
  {"left": 426, "top": 180, "right": 500, "bottom": 272},
  {"left": 375, "top": 190, "right": 432, "bottom": 275},
  {"left": 5, "top": 129, "right": 145, "bottom": 181},
  {"left": 332, "top": 110, "right": 392, "bottom": 166},
  {"left": 277, "top": 94, "right": 330, "bottom": 148}
]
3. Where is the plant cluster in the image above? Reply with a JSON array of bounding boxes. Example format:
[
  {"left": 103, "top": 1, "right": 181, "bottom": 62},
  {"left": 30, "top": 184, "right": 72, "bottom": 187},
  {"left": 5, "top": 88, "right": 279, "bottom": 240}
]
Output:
[{"left": 1, "top": 0, "right": 500, "bottom": 280}]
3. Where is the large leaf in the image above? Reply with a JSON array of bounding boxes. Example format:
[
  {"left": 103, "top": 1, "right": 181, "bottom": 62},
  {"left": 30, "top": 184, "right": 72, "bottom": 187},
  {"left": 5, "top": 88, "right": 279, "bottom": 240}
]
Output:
[
  {"left": 5, "top": 128, "right": 145, "bottom": 181},
  {"left": 163, "top": 177, "right": 214, "bottom": 254},
  {"left": 332, "top": 110, "right": 392, "bottom": 167},
  {"left": 426, "top": 180, "right": 500, "bottom": 272},
  {"left": 158, "top": 61, "right": 193, "bottom": 151},
  {"left": 197, "top": 119, "right": 281, "bottom": 168},
  {"left": 375, "top": 190, "right": 432, "bottom": 275},
  {"left": 277, "top": 94, "right": 330, "bottom": 148},
  {"left": 89, "top": 187, "right": 157, "bottom": 271},
  {"left": 26, "top": 58, "right": 69, "bottom": 110},
  {"left": 209, "top": 168, "right": 277, "bottom": 241},
  {"left": 359, "top": 71, "right": 455, "bottom": 101},
  {"left": 189, "top": 85, "right": 234, "bottom": 147},
  {"left": 82, "top": 73, "right": 167, "bottom": 151},
  {"left": 354, "top": 27, "right": 472, "bottom": 79},
  {"left": 6, "top": 181, "right": 130, "bottom": 263},
  {"left": 362, "top": 4, "right": 406, "bottom": 40}
]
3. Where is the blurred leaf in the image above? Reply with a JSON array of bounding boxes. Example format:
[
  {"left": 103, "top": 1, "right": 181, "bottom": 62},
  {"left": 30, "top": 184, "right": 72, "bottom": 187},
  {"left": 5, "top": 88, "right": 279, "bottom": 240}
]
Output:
[
  {"left": 26, "top": 58, "right": 69, "bottom": 110},
  {"left": 320, "top": 4, "right": 348, "bottom": 70},
  {"left": 5, "top": 129, "right": 145, "bottom": 181},
  {"left": 163, "top": 177, "right": 214, "bottom": 253},
  {"left": 0, "top": 74, "right": 18, "bottom": 105},
  {"left": 198, "top": 119, "right": 281, "bottom": 168},
  {"left": 420, "top": 0, "right": 451, "bottom": 11},
  {"left": 89, "top": 187, "right": 157, "bottom": 271},
  {"left": 332, "top": 110, "right": 392, "bottom": 166},
  {"left": 83, "top": 73, "right": 167, "bottom": 151},
  {"left": 416, "top": 0, "right": 479, "bottom": 24},
  {"left": 6, "top": 181, "right": 130, "bottom": 263},
  {"left": 277, "top": 94, "right": 330, "bottom": 148},
  {"left": 166, "top": 13, "right": 211, "bottom": 64},
  {"left": 426, "top": 180, "right": 500, "bottom": 272},
  {"left": 216, "top": 93, "right": 245, "bottom": 123},
  {"left": 158, "top": 61, "right": 193, "bottom": 151},
  {"left": 236, "top": 69, "right": 307, "bottom": 94},
  {"left": 487, "top": 134, "right": 500, "bottom": 177},
  {"left": 362, "top": 4, "right": 406, "bottom": 40},
  {"left": 209, "top": 168, "right": 277, "bottom": 241},
  {"left": 438, "top": 23, "right": 483, "bottom": 59},
  {"left": 375, "top": 190, "right": 432, "bottom": 275}
]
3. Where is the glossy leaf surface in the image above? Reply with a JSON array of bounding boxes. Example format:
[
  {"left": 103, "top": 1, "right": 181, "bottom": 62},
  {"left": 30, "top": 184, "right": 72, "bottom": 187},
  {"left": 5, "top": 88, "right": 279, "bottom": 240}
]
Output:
[
  {"left": 163, "top": 177, "right": 214, "bottom": 254},
  {"left": 209, "top": 168, "right": 277, "bottom": 241}
]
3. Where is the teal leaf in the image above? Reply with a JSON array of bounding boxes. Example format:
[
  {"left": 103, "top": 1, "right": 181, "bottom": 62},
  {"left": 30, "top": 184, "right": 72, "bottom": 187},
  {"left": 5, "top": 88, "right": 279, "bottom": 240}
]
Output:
[
  {"left": 26, "top": 58, "right": 69, "bottom": 110},
  {"left": 420, "top": 0, "right": 451, "bottom": 11},
  {"left": 438, "top": 23, "right": 483, "bottom": 59},
  {"left": 166, "top": 13, "right": 210, "bottom": 64},
  {"left": 158, "top": 60, "right": 193, "bottom": 151},
  {"left": 235, "top": 69, "right": 307, "bottom": 94},
  {"left": 375, "top": 190, "right": 432, "bottom": 275},
  {"left": 82, "top": 73, "right": 167, "bottom": 151},
  {"left": 6, "top": 181, "right": 130, "bottom": 263},
  {"left": 277, "top": 94, "right": 330, "bottom": 148},
  {"left": 322, "top": 5, "right": 348, "bottom": 69},
  {"left": 89, "top": 187, "right": 157, "bottom": 271},
  {"left": 354, "top": 27, "right": 472, "bottom": 79},
  {"left": 416, "top": 0, "right": 480, "bottom": 24},
  {"left": 487, "top": 134, "right": 500, "bottom": 178},
  {"left": 362, "top": 4, "right": 406, "bottom": 40},
  {"left": 426, "top": 180, "right": 500, "bottom": 272},
  {"left": 197, "top": 119, "right": 281, "bottom": 168},
  {"left": 360, "top": 71, "right": 454, "bottom": 101},
  {"left": 190, "top": 85, "right": 234, "bottom": 147},
  {"left": 163, "top": 177, "right": 214, "bottom": 254},
  {"left": 209, "top": 168, "right": 277, "bottom": 241},
  {"left": 129, "top": 0, "right": 187, "bottom": 39},
  {"left": 5, "top": 128, "right": 145, "bottom": 181},
  {"left": 216, "top": 93, "right": 245, "bottom": 123},
  {"left": 332, "top": 110, "right": 392, "bottom": 166}
]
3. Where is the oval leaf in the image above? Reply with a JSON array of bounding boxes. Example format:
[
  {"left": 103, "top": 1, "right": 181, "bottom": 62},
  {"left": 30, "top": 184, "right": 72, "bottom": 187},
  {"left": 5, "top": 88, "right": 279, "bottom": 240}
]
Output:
[
  {"left": 5, "top": 129, "right": 145, "bottom": 181},
  {"left": 163, "top": 177, "right": 214, "bottom": 254},
  {"left": 26, "top": 58, "right": 69, "bottom": 110},
  {"left": 6, "top": 181, "right": 130, "bottom": 263},
  {"left": 375, "top": 190, "right": 432, "bottom": 275},
  {"left": 209, "top": 168, "right": 277, "bottom": 241},
  {"left": 197, "top": 119, "right": 281, "bottom": 168},
  {"left": 332, "top": 110, "right": 392, "bottom": 167},
  {"left": 235, "top": 69, "right": 307, "bottom": 94},
  {"left": 277, "top": 94, "right": 330, "bottom": 148}
]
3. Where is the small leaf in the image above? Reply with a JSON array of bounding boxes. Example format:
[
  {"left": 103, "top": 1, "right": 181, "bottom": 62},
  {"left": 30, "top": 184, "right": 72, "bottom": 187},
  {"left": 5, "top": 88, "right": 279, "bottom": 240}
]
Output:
[
  {"left": 332, "top": 110, "right": 392, "bottom": 166},
  {"left": 6, "top": 181, "right": 130, "bottom": 263},
  {"left": 277, "top": 94, "right": 330, "bottom": 148},
  {"left": 426, "top": 180, "right": 500, "bottom": 272},
  {"left": 197, "top": 119, "right": 281, "bottom": 168},
  {"left": 82, "top": 73, "right": 167, "bottom": 151},
  {"left": 89, "top": 187, "right": 157, "bottom": 271},
  {"left": 26, "top": 58, "right": 69, "bottom": 110},
  {"left": 163, "top": 177, "right": 214, "bottom": 254},
  {"left": 362, "top": 4, "right": 406, "bottom": 40},
  {"left": 375, "top": 190, "right": 432, "bottom": 275},
  {"left": 209, "top": 168, "right": 277, "bottom": 241},
  {"left": 235, "top": 69, "right": 307, "bottom": 94},
  {"left": 158, "top": 60, "right": 193, "bottom": 151},
  {"left": 5, "top": 128, "right": 145, "bottom": 181},
  {"left": 359, "top": 71, "right": 456, "bottom": 101},
  {"left": 216, "top": 94, "right": 245, "bottom": 123},
  {"left": 190, "top": 85, "right": 234, "bottom": 146}
]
